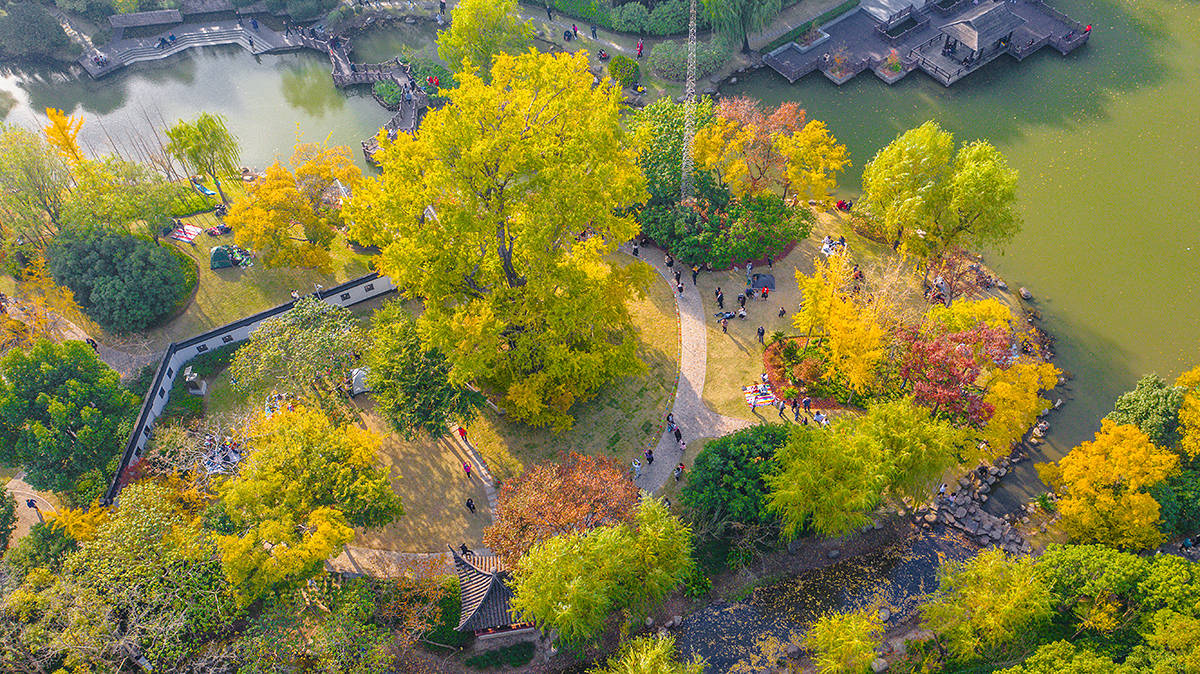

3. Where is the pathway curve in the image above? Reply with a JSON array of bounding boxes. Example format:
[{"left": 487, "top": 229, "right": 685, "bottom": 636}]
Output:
[{"left": 627, "top": 243, "right": 753, "bottom": 494}]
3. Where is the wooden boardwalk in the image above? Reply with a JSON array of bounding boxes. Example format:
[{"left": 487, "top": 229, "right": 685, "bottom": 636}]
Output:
[{"left": 764, "top": 0, "right": 1090, "bottom": 87}]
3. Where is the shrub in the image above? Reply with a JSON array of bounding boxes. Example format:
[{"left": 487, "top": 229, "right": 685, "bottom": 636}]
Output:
[
  {"left": 373, "top": 80, "right": 404, "bottom": 107},
  {"left": 612, "top": 1, "right": 649, "bottom": 33},
  {"left": 3, "top": 522, "right": 77, "bottom": 576},
  {"left": 47, "top": 230, "right": 193, "bottom": 333},
  {"left": 608, "top": 54, "right": 640, "bottom": 87},
  {"left": 649, "top": 34, "right": 733, "bottom": 81},
  {"left": 1150, "top": 470, "right": 1200, "bottom": 538},
  {"left": 463, "top": 642, "right": 536, "bottom": 669},
  {"left": 681, "top": 425, "right": 789, "bottom": 529},
  {"left": 646, "top": 0, "right": 691, "bottom": 35},
  {"left": 0, "top": 2, "right": 74, "bottom": 62},
  {"left": 549, "top": 0, "right": 613, "bottom": 27}
]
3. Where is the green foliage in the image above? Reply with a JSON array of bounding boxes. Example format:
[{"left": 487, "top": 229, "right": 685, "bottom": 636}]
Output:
[
  {"left": 464, "top": 641, "right": 537, "bottom": 669},
  {"left": 608, "top": 54, "right": 640, "bottom": 88},
  {"left": 1106, "top": 374, "right": 1185, "bottom": 448},
  {"left": 612, "top": 1, "right": 649, "bottom": 33},
  {"left": 0, "top": 340, "right": 136, "bottom": 492},
  {"left": 999, "top": 640, "right": 1127, "bottom": 674},
  {"left": 0, "top": 123, "right": 72, "bottom": 241},
  {"left": 165, "top": 112, "right": 241, "bottom": 204},
  {"left": 3, "top": 521, "right": 77, "bottom": 575},
  {"left": 47, "top": 229, "right": 192, "bottom": 332},
  {"left": 260, "top": 0, "right": 338, "bottom": 20},
  {"left": 701, "top": 0, "right": 781, "bottom": 52},
  {"left": 807, "top": 608, "right": 884, "bottom": 674},
  {"left": 630, "top": 96, "right": 718, "bottom": 204},
  {"left": 682, "top": 565, "right": 712, "bottom": 598},
  {"left": 640, "top": 192, "right": 813, "bottom": 268},
  {"left": 63, "top": 157, "right": 190, "bottom": 236},
  {"left": 511, "top": 498, "right": 694, "bottom": 648},
  {"left": 681, "top": 425, "right": 789, "bottom": 528},
  {"left": 0, "top": 490, "right": 15, "bottom": 551},
  {"left": 591, "top": 634, "right": 706, "bottom": 673},
  {"left": 422, "top": 575, "right": 470, "bottom": 650},
  {"left": 542, "top": 0, "right": 612, "bottom": 27},
  {"left": 648, "top": 33, "right": 734, "bottom": 81},
  {"left": 365, "top": 301, "right": 482, "bottom": 439},
  {"left": 373, "top": 80, "right": 405, "bottom": 107},
  {"left": 1151, "top": 469, "right": 1200, "bottom": 538},
  {"left": 921, "top": 549, "right": 1055, "bottom": 663},
  {"left": 0, "top": 3, "right": 74, "bottom": 62}
]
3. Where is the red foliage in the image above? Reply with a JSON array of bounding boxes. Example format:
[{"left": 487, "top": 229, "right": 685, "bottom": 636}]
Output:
[
  {"left": 483, "top": 452, "right": 639, "bottom": 568},
  {"left": 898, "top": 325, "right": 1010, "bottom": 425}
]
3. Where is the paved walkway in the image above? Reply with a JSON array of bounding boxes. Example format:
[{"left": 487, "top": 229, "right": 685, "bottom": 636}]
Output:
[
  {"left": 749, "top": 0, "right": 851, "bottom": 51},
  {"left": 627, "top": 243, "right": 753, "bottom": 494}
]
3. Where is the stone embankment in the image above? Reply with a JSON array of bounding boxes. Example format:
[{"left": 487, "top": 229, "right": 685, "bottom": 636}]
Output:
[{"left": 915, "top": 452, "right": 1033, "bottom": 556}]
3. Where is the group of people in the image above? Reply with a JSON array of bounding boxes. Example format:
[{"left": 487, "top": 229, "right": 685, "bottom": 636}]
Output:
[
  {"left": 820, "top": 235, "right": 847, "bottom": 257},
  {"left": 90, "top": 54, "right": 110, "bottom": 67},
  {"left": 632, "top": 413, "right": 689, "bottom": 480}
]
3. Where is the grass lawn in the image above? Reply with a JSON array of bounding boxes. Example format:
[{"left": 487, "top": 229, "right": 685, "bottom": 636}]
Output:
[
  {"left": 465, "top": 254, "right": 681, "bottom": 483},
  {"left": 352, "top": 401, "right": 493, "bottom": 553},
  {"left": 699, "top": 211, "right": 926, "bottom": 423}
]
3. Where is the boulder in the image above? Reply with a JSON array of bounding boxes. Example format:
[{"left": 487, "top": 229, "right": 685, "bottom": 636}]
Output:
[
  {"left": 954, "top": 507, "right": 967, "bottom": 519},
  {"left": 827, "top": 549, "right": 841, "bottom": 559},
  {"left": 787, "top": 644, "right": 801, "bottom": 658},
  {"left": 871, "top": 657, "right": 889, "bottom": 673},
  {"left": 878, "top": 608, "right": 891, "bottom": 622},
  {"left": 889, "top": 638, "right": 907, "bottom": 657},
  {"left": 1020, "top": 287, "right": 1033, "bottom": 300},
  {"left": 730, "top": 76, "right": 738, "bottom": 84},
  {"left": 923, "top": 513, "right": 938, "bottom": 523},
  {"left": 645, "top": 617, "right": 654, "bottom": 627}
]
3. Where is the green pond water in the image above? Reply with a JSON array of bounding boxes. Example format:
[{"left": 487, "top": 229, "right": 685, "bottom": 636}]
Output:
[{"left": 2, "top": 0, "right": 1199, "bottom": 507}]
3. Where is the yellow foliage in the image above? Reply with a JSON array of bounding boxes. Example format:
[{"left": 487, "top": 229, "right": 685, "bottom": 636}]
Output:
[
  {"left": 18, "top": 253, "right": 83, "bottom": 339},
  {"left": 977, "top": 360, "right": 1060, "bottom": 461},
  {"left": 1177, "top": 366, "right": 1200, "bottom": 460},
  {"left": 693, "top": 116, "right": 757, "bottom": 197},
  {"left": 775, "top": 119, "right": 850, "bottom": 203},
  {"left": 47, "top": 502, "right": 109, "bottom": 542},
  {"left": 793, "top": 254, "right": 887, "bottom": 395},
  {"left": 42, "top": 108, "right": 85, "bottom": 164},
  {"left": 1055, "top": 420, "right": 1178, "bottom": 550},
  {"left": 926, "top": 297, "right": 1013, "bottom": 332},
  {"left": 228, "top": 162, "right": 334, "bottom": 271}
]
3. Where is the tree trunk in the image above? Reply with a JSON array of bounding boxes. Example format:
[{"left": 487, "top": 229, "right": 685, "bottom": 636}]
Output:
[{"left": 209, "top": 170, "right": 229, "bottom": 204}]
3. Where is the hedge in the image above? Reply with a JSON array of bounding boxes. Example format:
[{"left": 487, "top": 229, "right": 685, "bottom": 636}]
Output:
[
  {"left": 526, "top": 0, "right": 703, "bottom": 35},
  {"left": 648, "top": 34, "right": 734, "bottom": 81},
  {"left": 608, "top": 54, "right": 639, "bottom": 87}
]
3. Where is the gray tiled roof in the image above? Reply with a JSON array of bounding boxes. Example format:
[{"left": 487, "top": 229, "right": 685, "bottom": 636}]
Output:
[
  {"left": 939, "top": 2, "right": 1025, "bottom": 51},
  {"left": 450, "top": 548, "right": 521, "bottom": 632}
]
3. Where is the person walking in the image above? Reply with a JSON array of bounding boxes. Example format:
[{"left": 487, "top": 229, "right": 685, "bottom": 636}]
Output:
[
  {"left": 678, "top": 439, "right": 687, "bottom": 453},
  {"left": 738, "top": 293, "right": 746, "bottom": 308},
  {"left": 676, "top": 281, "right": 685, "bottom": 295},
  {"left": 721, "top": 317, "right": 729, "bottom": 333},
  {"left": 766, "top": 255, "right": 773, "bottom": 269},
  {"left": 673, "top": 269, "right": 682, "bottom": 284},
  {"left": 632, "top": 458, "right": 642, "bottom": 478},
  {"left": 440, "top": 0, "right": 446, "bottom": 13},
  {"left": 673, "top": 463, "right": 685, "bottom": 481},
  {"left": 460, "top": 542, "right": 472, "bottom": 555},
  {"left": 465, "top": 498, "right": 476, "bottom": 514},
  {"left": 637, "top": 38, "right": 644, "bottom": 58},
  {"left": 591, "top": 24, "right": 598, "bottom": 39},
  {"left": 691, "top": 264, "right": 700, "bottom": 285},
  {"left": 673, "top": 426, "right": 683, "bottom": 444},
  {"left": 777, "top": 399, "right": 787, "bottom": 419},
  {"left": 717, "top": 289, "right": 724, "bottom": 309},
  {"left": 546, "top": 4, "right": 553, "bottom": 20},
  {"left": 572, "top": 24, "right": 578, "bottom": 38},
  {"left": 457, "top": 426, "right": 469, "bottom": 444},
  {"left": 632, "top": 240, "right": 639, "bottom": 257},
  {"left": 793, "top": 404, "right": 801, "bottom": 422},
  {"left": 803, "top": 396, "right": 812, "bottom": 414},
  {"left": 779, "top": 306, "right": 786, "bottom": 317},
  {"left": 463, "top": 461, "right": 473, "bottom": 479},
  {"left": 666, "top": 412, "right": 676, "bottom": 432},
  {"left": 644, "top": 448, "right": 654, "bottom": 465},
  {"left": 757, "top": 326, "right": 765, "bottom": 344}
]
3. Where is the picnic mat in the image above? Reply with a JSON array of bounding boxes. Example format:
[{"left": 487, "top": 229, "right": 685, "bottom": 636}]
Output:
[
  {"left": 169, "top": 223, "right": 203, "bottom": 243},
  {"left": 742, "top": 384, "right": 777, "bottom": 408}
]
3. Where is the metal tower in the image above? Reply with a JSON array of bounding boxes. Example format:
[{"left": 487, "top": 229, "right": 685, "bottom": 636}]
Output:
[{"left": 680, "top": 0, "right": 698, "bottom": 204}]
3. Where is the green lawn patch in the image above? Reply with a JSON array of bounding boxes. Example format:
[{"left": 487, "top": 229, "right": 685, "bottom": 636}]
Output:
[{"left": 464, "top": 642, "right": 536, "bottom": 670}]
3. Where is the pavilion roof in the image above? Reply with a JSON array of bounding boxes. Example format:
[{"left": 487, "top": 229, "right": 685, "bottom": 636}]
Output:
[
  {"left": 109, "top": 9, "right": 182, "bottom": 28},
  {"left": 939, "top": 1, "right": 1025, "bottom": 51},
  {"left": 450, "top": 547, "right": 521, "bottom": 632}
]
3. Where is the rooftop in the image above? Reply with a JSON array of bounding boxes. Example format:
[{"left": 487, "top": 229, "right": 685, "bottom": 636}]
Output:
[{"left": 939, "top": 1, "right": 1026, "bottom": 51}]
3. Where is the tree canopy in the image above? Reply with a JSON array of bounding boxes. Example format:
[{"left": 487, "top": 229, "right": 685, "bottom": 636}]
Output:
[
  {"left": 484, "top": 452, "right": 639, "bottom": 568},
  {"left": 165, "top": 112, "right": 241, "bottom": 203},
  {"left": 0, "top": 3, "right": 72, "bottom": 62},
  {"left": 436, "top": 0, "right": 534, "bottom": 76},
  {"left": 344, "top": 51, "right": 649, "bottom": 430},
  {"left": 1105, "top": 373, "right": 1185, "bottom": 448},
  {"left": 592, "top": 635, "right": 706, "bottom": 674},
  {"left": 860, "top": 121, "right": 1020, "bottom": 259},
  {"left": 701, "top": 0, "right": 781, "bottom": 53},
  {"left": 365, "top": 301, "right": 482, "bottom": 440},
  {"left": 0, "top": 340, "right": 136, "bottom": 492},
  {"left": 807, "top": 608, "right": 884, "bottom": 674},
  {"left": 630, "top": 96, "right": 718, "bottom": 205},
  {"left": 0, "top": 122, "right": 71, "bottom": 245},
  {"left": 680, "top": 424, "right": 788, "bottom": 529}
]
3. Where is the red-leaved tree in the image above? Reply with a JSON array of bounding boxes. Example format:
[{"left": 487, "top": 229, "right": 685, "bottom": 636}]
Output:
[
  {"left": 483, "top": 452, "right": 639, "bottom": 567},
  {"left": 898, "top": 325, "right": 1010, "bottom": 425}
]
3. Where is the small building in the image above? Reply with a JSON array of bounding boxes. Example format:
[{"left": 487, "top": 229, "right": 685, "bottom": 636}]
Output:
[
  {"left": 108, "top": 9, "right": 183, "bottom": 40},
  {"left": 450, "top": 547, "right": 535, "bottom": 639},
  {"left": 937, "top": 2, "right": 1025, "bottom": 60}
]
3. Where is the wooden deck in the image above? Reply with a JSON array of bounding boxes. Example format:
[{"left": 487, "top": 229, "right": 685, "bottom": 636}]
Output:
[{"left": 764, "top": 0, "right": 1090, "bottom": 87}]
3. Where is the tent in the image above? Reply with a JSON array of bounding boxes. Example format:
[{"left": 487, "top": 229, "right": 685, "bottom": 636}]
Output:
[
  {"left": 747, "top": 273, "right": 776, "bottom": 291},
  {"left": 349, "top": 367, "right": 371, "bottom": 397},
  {"left": 210, "top": 246, "right": 234, "bottom": 269}
]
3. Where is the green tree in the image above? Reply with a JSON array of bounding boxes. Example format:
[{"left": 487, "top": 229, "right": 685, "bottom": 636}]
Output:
[
  {"left": 164, "top": 112, "right": 241, "bottom": 204},
  {"left": 1106, "top": 373, "right": 1185, "bottom": 448},
  {"left": 47, "top": 228, "right": 191, "bottom": 332},
  {"left": 857, "top": 397, "right": 966, "bottom": 503},
  {"left": 365, "top": 301, "right": 482, "bottom": 440},
  {"left": 768, "top": 424, "right": 887, "bottom": 538},
  {"left": 0, "top": 490, "right": 15, "bottom": 551},
  {"left": 0, "top": 3, "right": 72, "bottom": 62},
  {"left": 860, "top": 121, "right": 1020, "bottom": 260},
  {"left": 701, "top": 0, "right": 781, "bottom": 53},
  {"left": 1035, "top": 544, "right": 1151, "bottom": 635},
  {"left": 1000, "top": 640, "right": 1130, "bottom": 674},
  {"left": 680, "top": 424, "right": 788, "bottom": 529},
  {"left": 0, "top": 123, "right": 72, "bottom": 245},
  {"left": 3, "top": 521, "right": 77, "bottom": 575},
  {"left": 510, "top": 498, "right": 693, "bottom": 648},
  {"left": 807, "top": 608, "right": 884, "bottom": 674},
  {"left": 61, "top": 157, "right": 181, "bottom": 236},
  {"left": 921, "top": 549, "right": 1054, "bottom": 663},
  {"left": 437, "top": 0, "right": 534, "bottom": 76},
  {"left": 229, "top": 295, "right": 368, "bottom": 402},
  {"left": 629, "top": 91, "right": 716, "bottom": 202},
  {"left": 216, "top": 407, "right": 402, "bottom": 603},
  {"left": 592, "top": 634, "right": 707, "bottom": 674},
  {"left": 344, "top": 51, "right": 649, "bottom": 430},
  {"left": 0, "top": 340, "right": 136, "bottom": 492}
]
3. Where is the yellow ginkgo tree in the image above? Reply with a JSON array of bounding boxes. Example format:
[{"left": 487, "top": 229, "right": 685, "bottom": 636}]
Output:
[{"left": 42, "top": 107, "right": 85, "bottom": 165}]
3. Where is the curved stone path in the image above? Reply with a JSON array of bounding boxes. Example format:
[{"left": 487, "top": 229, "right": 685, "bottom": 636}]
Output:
[{"left": 627, "top": 243, "right": 753, "bottom": 494}]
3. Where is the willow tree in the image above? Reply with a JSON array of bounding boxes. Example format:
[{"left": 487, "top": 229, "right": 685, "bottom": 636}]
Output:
[
  {"left": 164, "top": 112, "right": 240, "bottom": 203},
  {"left": 0, "top": 123, "right": 72, "bottom": 245},
  {"left": 344, "top": 51, "right": 649, "bottom": 430},
  {"left": 860, "top": 121, "right": 1020, "bottom": 260},
  {"left": 702, "top": 0, "right": 781, "bottom": 53}
]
